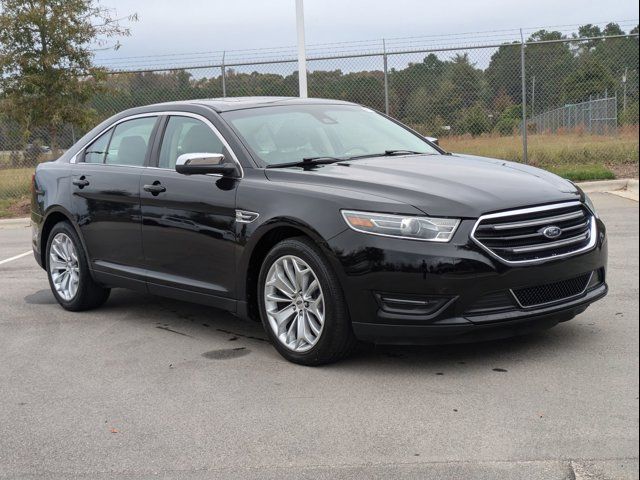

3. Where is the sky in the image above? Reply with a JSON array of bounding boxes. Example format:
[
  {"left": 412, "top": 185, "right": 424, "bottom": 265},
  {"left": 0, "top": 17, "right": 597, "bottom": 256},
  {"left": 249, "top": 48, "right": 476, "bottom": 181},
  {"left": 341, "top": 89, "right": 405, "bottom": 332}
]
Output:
[{"left": 94, "top": 0, "right": 639, "bottom": 69}]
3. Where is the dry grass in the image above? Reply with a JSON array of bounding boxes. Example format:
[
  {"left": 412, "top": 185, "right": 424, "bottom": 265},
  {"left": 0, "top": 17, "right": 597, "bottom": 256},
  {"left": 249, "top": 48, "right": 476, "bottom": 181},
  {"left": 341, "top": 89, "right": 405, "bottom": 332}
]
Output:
[
  {"left": 0, "top": 168, "right": 33, "bottom": 217},
  {"left": 0, "top": 167, "right": 33, "bottom": 199},
  {"left": 439, "top": 126, "right": 639, "bottom": 181},
  {"left": 0, "top": 196, "right": 30, "bottom": 219}
]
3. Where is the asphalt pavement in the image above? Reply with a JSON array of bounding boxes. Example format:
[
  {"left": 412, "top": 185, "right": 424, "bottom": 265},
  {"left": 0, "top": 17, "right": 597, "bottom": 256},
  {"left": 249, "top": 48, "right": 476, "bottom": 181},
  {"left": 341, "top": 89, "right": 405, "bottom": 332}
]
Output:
[{"left": 0, "top": 192, "right": 638, "bottom": 480}]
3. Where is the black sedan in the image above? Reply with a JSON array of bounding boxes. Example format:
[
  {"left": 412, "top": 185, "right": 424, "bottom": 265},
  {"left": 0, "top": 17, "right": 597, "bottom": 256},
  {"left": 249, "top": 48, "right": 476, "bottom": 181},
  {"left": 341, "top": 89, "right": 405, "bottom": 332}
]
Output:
[{"left": 31, "top": 97, "right": 608, "bottom": 365}]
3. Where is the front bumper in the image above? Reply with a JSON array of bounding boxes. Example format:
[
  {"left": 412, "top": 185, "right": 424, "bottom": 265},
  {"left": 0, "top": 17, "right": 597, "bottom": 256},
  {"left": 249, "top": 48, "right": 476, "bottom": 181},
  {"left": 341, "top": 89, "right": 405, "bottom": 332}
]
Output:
[
  {"left": 351, "top": 283, "right": 606, "bottom": 344},
  {"left": 327, "top": 217, "right": 608, "bottom": 344}
]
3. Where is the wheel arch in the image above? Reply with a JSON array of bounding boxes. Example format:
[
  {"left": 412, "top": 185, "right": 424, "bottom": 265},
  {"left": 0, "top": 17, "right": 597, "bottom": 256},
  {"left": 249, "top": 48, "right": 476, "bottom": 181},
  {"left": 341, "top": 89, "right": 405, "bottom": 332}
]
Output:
[
  {"left": 239, "top": 218, "right": 343, "bottom": 322},
  {"left": 40, "top": 207, "right": 88, "bottom": 270}
]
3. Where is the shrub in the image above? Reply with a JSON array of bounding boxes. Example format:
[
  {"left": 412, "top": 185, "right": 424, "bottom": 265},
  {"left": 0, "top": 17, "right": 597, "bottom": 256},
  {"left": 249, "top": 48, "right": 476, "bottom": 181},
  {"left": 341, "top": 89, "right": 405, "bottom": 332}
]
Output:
[
  {"left": 458, "top": 103, "right": 491, "bottom": 137},
  {"left": 494, "top": 105, "right": 522, "bottom": 135}
]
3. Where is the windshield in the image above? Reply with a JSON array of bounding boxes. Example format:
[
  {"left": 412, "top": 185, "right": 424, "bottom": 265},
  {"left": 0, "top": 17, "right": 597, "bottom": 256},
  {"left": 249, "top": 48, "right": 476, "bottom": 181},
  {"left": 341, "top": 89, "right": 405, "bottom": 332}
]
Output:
[{"left": 223, "top": 104, "right": 439, "bottom": 166}]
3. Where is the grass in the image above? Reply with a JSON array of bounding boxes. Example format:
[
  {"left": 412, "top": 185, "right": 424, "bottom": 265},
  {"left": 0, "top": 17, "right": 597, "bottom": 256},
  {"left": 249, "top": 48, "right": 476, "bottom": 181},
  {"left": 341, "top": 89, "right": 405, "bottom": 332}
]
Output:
[
  {"left": 0, "top": 167, "right": 33, "bottom": 218},
  {"left": 0, "top": 196, "right": 29, "bottom": 219},
  {"left": 438, "top": 126, "right": 638, "bottom": 181},
  {"left": 0, "top": 167, "right": 33, "bottom": 199},
  {"left": 545, "top": 164, "right": 616, "bottom": 182}
]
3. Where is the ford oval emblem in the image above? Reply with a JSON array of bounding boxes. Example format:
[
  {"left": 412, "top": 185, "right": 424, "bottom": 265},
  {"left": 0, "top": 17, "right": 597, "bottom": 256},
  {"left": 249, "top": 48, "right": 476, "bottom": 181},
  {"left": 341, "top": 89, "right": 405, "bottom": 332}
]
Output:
[{"left": 542, "top": 225, "right": 562, "bottom": 239}]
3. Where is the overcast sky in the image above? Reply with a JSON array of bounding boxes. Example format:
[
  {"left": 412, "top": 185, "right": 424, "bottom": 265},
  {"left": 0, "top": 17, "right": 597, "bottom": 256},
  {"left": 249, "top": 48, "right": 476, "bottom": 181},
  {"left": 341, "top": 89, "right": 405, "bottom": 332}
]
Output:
[{"left": 94, "top": 0, "right": 638, "bottom": 67}]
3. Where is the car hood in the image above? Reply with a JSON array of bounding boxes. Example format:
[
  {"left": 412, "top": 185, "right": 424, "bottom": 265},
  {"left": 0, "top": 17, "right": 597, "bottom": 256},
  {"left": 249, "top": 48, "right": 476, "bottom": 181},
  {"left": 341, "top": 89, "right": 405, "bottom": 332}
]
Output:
[{"left": 264, "top": 153, "right": 580, "bottom": 218}]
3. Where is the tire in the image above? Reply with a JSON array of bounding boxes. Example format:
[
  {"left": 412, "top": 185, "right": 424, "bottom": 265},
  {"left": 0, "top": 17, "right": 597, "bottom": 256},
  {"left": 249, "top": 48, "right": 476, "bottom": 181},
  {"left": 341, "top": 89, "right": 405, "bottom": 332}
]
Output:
[
  {"left": 46, "top": 221, "right": 110, "bottom": 311},
  {"left": 258, "top": 237, "right": 356, "bottom": 365}
]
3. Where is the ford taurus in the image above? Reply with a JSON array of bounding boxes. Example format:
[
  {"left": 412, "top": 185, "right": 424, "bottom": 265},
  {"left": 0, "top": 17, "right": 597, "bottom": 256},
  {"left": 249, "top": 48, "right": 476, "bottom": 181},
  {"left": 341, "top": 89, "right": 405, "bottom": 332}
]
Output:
[{"left": 31, "top": 97, "right": 608, "bottom": 365}]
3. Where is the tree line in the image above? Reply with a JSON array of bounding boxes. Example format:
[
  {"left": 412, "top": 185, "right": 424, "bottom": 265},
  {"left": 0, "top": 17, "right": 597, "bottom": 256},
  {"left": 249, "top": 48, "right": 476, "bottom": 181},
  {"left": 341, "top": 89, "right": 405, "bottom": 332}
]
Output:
[{"left": 89, "top": 23, "right": 638, "bottom": 139}]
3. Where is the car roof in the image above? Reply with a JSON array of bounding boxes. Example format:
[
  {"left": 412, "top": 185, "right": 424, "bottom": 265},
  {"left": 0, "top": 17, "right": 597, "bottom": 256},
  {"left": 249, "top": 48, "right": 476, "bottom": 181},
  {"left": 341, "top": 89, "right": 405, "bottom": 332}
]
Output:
[{"left": 151, "top": 96, "right": 358, "bottom": 112}]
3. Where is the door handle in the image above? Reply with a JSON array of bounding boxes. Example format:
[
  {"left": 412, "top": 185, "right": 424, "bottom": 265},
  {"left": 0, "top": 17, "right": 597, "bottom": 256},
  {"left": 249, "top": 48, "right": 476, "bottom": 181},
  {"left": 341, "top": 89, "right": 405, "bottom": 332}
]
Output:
[
  {"left": 143, "top": 182, "right": 166, "bottom": 195},
  {"left": 72, "top": 176, "right": 90, "bottom": 188}
]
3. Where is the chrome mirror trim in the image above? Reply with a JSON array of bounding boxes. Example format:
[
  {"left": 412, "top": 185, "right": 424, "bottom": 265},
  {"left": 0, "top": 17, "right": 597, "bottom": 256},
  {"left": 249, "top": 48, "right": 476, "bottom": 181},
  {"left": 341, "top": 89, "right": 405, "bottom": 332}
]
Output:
[{"left": 176, "top": 153, "right": 225, "bottom": 167}]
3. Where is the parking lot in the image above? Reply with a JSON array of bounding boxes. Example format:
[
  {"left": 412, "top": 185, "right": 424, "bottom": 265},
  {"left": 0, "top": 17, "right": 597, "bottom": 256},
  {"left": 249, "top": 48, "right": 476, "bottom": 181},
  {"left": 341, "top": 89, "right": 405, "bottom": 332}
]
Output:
[{"left": 0, "top": 192, "right": 637, "bottom": 480}]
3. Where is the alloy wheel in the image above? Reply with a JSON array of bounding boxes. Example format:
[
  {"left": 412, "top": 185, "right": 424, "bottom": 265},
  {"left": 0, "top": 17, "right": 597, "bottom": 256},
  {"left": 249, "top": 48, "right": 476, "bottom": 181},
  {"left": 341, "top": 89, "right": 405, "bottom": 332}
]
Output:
[
  {"left": 49, "top": 232, "right": 80, "bottom": 301},
  {"left": 264, "top": 255, "right": 325, "bottom": 352}
]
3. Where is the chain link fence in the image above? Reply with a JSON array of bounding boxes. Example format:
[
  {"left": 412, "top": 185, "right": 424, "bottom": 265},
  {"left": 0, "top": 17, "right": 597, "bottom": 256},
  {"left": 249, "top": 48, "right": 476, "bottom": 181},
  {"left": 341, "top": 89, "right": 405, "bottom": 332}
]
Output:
[
  {"left": 530, "top": 93, "right": 618, "bottom": 134},
  {"left": 1, "top": 31, "right": 639, "bottom": 210}
]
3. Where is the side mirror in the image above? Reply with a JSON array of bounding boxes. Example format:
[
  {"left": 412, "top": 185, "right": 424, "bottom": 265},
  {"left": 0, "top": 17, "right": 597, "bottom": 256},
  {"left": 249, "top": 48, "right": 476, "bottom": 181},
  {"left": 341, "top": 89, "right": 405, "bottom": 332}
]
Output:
[
  {"left": 175, "top": 153, "right": 238, "bottom": 176},
  {"left": 425, "top": 136, "right": 439, "bottom": 146}
]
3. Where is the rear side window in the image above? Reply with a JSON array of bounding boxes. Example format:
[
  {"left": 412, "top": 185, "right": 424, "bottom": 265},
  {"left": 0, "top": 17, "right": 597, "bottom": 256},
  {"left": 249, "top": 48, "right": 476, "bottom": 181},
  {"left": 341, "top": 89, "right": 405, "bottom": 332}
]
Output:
[
  {"left": 84, "top": 130, "right": 111, "bottom": 163},
  {"left": 105, "top": 117, "right": 157, "bottom": 166},
  {"left": 158, "top": 116, "right": 224, "bottom": 169}
]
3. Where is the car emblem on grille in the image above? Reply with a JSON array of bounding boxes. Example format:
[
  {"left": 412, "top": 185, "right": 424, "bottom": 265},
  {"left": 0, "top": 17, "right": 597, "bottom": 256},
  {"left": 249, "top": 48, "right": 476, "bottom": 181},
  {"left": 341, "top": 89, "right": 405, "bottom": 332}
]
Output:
[{"left": 541, "top": 225, "right": 562, "bottom": 239}]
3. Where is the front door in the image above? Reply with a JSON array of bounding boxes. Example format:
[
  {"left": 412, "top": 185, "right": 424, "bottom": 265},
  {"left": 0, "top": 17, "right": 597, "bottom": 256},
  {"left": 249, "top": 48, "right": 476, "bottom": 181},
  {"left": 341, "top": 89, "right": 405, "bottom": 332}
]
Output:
[
  {"left": 140, "top": 115, "right": 238, "bottom": 308},
  {"left": 72, "top": 115, "right": 159, "bottom": 285}
]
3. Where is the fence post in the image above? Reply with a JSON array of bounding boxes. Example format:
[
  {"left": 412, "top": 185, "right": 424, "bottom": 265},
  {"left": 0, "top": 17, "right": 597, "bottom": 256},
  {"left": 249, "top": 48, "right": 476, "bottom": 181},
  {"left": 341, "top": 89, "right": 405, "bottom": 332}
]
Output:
[
  {"left": 588, "top": 95, "right": 593, "bottom": 134},
  {"left": 614, "top": 92, "right": 618, "bottom": 135},
  {"left": 383, "top": 39, "right": 390, "bottom": 115},
  {"left": 520, "top": 29, "right": 528, "bottom": 164},
  {"left": 221, "top": 51, "right": 227, "bottom": 98}
]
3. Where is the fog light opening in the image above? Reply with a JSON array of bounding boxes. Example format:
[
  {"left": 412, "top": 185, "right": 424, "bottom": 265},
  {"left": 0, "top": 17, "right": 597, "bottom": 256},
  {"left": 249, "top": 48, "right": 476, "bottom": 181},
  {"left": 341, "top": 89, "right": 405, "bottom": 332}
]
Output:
[{"left": 376, "top": 294, "right": 453, "bottom": 316}]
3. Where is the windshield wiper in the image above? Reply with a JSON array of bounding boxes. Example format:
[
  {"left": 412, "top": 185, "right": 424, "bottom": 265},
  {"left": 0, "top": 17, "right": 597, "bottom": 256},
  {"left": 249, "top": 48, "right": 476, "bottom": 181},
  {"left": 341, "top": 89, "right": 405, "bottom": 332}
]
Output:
[
  {"left": 383, "top": 149, "right": 424, "bottom": 156},
  {"left": 343, "top": 150, "right": 428, "bottom": 161},
  {"left": 265, "top": 157, "right": 342, "bottom": 169},
  {"left": 266, "top": 150, "right": 431, "bottom": 168}
]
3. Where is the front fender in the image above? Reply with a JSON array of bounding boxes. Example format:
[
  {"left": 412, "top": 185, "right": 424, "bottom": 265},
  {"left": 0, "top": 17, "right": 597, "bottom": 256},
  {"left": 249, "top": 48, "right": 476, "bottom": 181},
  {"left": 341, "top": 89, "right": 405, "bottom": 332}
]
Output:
[{"left": 235, "top": 215, "right": 348, "bottom": 300}]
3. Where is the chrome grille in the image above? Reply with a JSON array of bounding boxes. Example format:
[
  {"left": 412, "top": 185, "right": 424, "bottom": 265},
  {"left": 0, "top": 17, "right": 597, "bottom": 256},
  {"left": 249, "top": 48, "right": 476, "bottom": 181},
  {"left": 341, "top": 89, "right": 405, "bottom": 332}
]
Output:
[{"left": 471, "top": 202, "right": 595, "bottom": 264}]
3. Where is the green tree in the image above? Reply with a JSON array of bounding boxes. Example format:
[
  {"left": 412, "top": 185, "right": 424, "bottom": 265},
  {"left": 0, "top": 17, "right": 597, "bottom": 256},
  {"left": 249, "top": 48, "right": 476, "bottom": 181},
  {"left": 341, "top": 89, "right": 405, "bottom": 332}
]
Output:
[
  {"left": 458, "top": 103, "right": 491, "bottom": 136},
  {"left": 486, "top": 42, "right": 521, "bottom": 109},
  {"left": 0, "top": 0, "right": 136, "bottom": 150},
  {"left": 603, "top": 22, "right": 625, "bottom": 36},
  {"left": 391, "top": 53, "right": 446, "bottom": 120},
  {"left": 525, "top": 30, "right": 574, "bottom": 113},
  {"left": 440, "top": 54, "right": 483, "bottom": 112},
  {"left": 564, "top": 57, "right": 616, "bottom": 102},
  {"left": 494, "top": 104, "right": 523, "bottom": 135},
  {"left": 573, "top": 24, "right": 603, "bottom": 54}
]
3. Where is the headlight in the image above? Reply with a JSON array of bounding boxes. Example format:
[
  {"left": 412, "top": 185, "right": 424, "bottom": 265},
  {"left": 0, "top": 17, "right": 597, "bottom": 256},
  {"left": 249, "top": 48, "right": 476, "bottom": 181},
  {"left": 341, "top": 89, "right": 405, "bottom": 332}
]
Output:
[
  {"left": 583, "top": 193, "right": 598, "bottom": 218},
  {"left": 341, "top": 210, "right": 460, "bottom": 242}
]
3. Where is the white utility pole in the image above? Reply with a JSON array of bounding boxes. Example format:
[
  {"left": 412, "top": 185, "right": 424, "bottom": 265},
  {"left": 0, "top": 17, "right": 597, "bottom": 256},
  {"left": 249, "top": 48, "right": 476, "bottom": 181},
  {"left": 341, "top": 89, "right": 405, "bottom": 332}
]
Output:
[
  {"left": 520, "top": 29, "right": 528, "bottom": 164},
  {"left": 295, "top": 0, "right": 308, "bottom": 98}
]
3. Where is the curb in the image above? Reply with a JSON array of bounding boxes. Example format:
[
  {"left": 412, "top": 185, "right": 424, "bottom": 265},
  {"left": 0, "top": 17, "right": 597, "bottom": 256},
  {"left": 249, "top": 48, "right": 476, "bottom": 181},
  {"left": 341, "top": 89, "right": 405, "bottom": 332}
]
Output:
[
  {"left": 577, "top": 178, "right": 639, "bottom": 202},
  {"left": 0, "top": 217, "right": 30, "bottom": 229}
]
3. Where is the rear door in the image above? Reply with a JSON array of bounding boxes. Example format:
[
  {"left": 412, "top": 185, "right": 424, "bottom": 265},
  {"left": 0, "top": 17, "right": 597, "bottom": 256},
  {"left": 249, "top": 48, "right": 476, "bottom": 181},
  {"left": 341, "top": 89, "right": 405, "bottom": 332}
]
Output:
[
  {"left": 140, "top": 114, "right": 239, "bottom": 308},
  {"left": 72, "top": 115, "right": 159, "bottom": 286}
]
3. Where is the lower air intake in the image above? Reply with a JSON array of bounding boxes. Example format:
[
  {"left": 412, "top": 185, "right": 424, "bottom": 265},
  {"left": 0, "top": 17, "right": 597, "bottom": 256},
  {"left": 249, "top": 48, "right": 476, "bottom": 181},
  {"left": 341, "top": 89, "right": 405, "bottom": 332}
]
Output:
[{"left": 512, "top": 272, "right": 593, "bottom": 308}]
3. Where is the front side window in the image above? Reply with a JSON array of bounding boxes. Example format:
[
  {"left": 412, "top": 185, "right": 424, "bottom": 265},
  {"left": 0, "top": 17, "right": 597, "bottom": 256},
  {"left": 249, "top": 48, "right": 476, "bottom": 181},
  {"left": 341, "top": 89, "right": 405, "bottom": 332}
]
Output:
[
  {"left": 223, "top": 104, "right": 439, "bottom": 166},
  {"left": 84, "top": 130, "right": 112, "bottom": 163},
  {"left": 105, "top": 117, "right": 157, "bottom": 166},
  {"left": 158, "top": 116, "right": 224, "bottom": 169}
]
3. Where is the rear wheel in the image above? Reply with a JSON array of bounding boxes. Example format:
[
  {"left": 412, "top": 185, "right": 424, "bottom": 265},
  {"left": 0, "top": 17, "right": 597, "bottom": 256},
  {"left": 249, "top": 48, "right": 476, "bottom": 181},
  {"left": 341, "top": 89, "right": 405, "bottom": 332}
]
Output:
[
  {"left": 46, "top": 222, "right": 110, "bottom": 311},
  {"left": 258, "top": 237, "right": 355, "bottom": 365}
]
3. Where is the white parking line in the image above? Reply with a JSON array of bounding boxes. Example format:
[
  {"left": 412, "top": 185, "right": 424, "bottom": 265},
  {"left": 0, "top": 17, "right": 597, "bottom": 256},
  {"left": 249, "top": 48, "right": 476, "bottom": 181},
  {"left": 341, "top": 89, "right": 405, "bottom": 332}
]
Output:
[{"left": 0, "top": 251, "right": 32, "bottom": 266}]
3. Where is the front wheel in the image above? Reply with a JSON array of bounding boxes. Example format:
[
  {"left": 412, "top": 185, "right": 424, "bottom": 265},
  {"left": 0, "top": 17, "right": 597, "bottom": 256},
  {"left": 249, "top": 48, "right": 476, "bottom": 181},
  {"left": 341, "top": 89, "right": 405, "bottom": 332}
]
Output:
[{"left": 258, "top": 237, "right": 356, "bottom": 365}]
